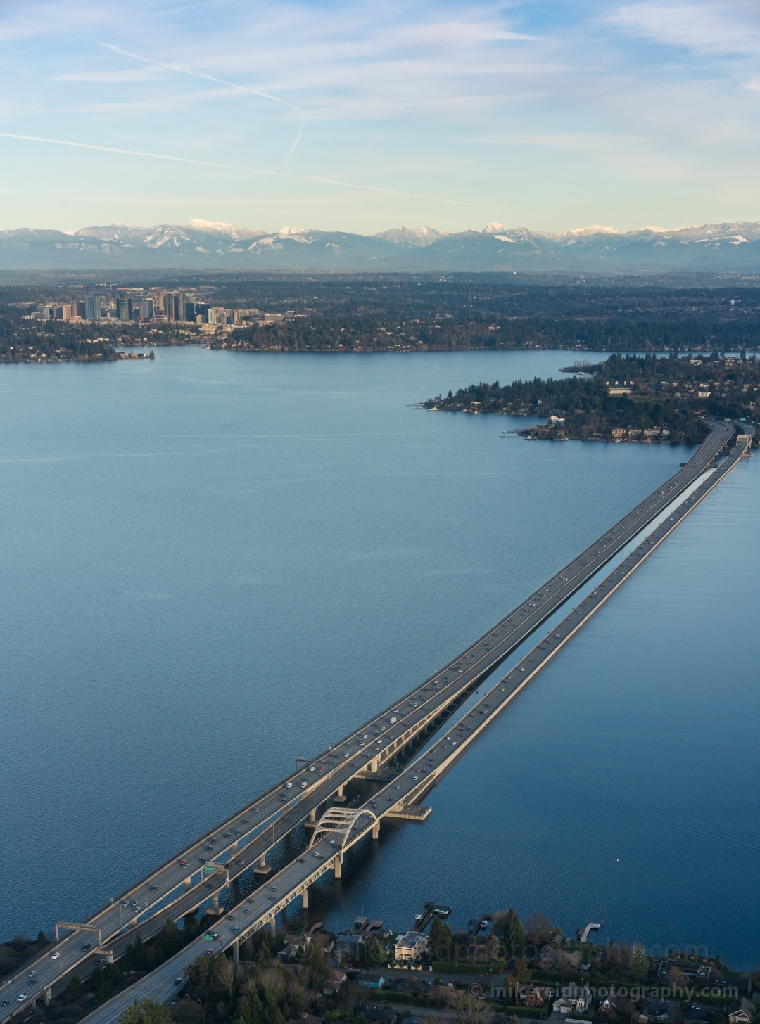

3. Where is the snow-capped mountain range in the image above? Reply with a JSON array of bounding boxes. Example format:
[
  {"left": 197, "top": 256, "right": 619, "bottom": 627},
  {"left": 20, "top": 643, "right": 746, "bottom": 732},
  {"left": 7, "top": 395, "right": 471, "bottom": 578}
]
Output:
[{"left": 2, "top": 219, "right": 760, "bottom": 271}]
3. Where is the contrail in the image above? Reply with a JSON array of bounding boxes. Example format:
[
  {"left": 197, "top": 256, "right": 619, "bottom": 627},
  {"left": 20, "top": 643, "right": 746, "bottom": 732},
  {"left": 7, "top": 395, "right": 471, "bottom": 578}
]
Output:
[
  {"left": 281, "top": 123, "right": 304, "bottom": 170},
  {"left": 99, "top": 42, "right": 304, "bottom": 117},
  {"left": 0, "top": 131, "right": 513, "bottom": 213}
]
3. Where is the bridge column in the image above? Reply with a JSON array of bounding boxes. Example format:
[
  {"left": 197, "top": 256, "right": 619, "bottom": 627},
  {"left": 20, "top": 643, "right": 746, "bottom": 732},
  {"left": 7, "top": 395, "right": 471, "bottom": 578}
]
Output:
[
  {"left": 334, "top": 785, "right": 346, "bottom": 804},
  {"left": 269, "top": 918, "right": 276, "bottom": 935},
  {"left": 231, "top": 841, "right": 238, "bottom": 855},
  {"left": 184, "top": 877, "right": 192, "bottom": 892},
  {"left": 254, "top": 854, "right": 272, "bottom": 877},
  {"left": 233, "top": 940, "right": 239, "bottom": 965},
  {"left": 309, "top": 808, "right": 316, "bottom": 822},
  {"left": 44, "top": 988, "right": 51, "bottom": 1007},
  {"left": 302, "top": 888, "right": 309, "bottom": 909},
  {"left": 372, "top": 822, "right": 380, "bottom": 840},
  {"left": 369, "top": 757, "right": 378, "bottom": 773},
  {"left": 333, "top": 854, "right": 342, "bottom": 880}
]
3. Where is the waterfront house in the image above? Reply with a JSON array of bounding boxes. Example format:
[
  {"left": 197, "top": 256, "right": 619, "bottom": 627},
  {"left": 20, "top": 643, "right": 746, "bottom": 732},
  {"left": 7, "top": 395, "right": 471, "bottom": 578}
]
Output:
[
  {"left": 394, "top": 931, "right": 428, "bottom": 962},
  {"left": 728, "top": 999, "right": 755, "bottom": 1024}
]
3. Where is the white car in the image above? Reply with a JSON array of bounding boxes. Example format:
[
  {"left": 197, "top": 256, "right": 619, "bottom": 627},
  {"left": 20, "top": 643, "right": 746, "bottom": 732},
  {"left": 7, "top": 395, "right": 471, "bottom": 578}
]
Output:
[{"left": 50, "top": 952, "right": 60, "bottom": 960}]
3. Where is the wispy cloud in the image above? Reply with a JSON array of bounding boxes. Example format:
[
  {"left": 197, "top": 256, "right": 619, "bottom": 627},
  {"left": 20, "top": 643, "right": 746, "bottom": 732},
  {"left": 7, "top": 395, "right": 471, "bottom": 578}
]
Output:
[
  {"left": 0, "top": 130, "right": 516, "bottom": 213},
  {"left": 1, "top": 0, "right": 760, "bottom": 231},
  {"left": 607, "top": 2, "right": 760, "bottom": 55}
]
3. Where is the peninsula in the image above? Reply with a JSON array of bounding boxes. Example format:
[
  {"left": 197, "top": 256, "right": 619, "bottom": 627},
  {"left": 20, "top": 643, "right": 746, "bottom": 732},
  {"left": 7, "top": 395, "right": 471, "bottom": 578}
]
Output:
[{"left": 423, "top": 352, "right": 759, "bottom": 444}]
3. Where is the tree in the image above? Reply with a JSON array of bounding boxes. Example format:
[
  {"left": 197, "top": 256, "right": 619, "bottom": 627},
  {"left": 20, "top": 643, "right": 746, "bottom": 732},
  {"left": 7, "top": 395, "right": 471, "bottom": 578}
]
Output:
[
  {"left": 630, "top": 945, "right": 650, "bottom": 981},
  {"left": 303, "top": 943, "right": 331, "bottom": 990},
  {"left": 65, "top": 975, "right": 85, "bottom": 1003},
  {"left": 486, "top": 935, "right": 501, "bottom": 962},
  {"left": 523, "top": 914, "right": 553, "bottom": 946},
  {"left": 236, "top": 993, "right": 264, "bottom": 1024},
  {"left": 366, "top": 939, "right": 386, "bottom": 967},
  {"left": 504, "top": 909, "right": 526, "bottom": 956},
  {"left": 264, "top": 990, "right": 286, "bottom": 1024},
  {"left": 430, "top": 918, "right": 454, "bottom": 961},
  {"left": 213, "top": 951, "right": 236, "bottom": 997},
  {"left": 508, "top": 957, "right": 531, "bottom": 989},
  {"left": 186, "top": 954, "right": 210, "bottom": 985},
  {"left": 453, "top": 993, "right": 486, "bottom": 1024},
  {"left": 666, "top": 966, "right": 688, "bottom": 990},
  {"left": 119, "top": 999, "right": 173, "bottom": 1024}
]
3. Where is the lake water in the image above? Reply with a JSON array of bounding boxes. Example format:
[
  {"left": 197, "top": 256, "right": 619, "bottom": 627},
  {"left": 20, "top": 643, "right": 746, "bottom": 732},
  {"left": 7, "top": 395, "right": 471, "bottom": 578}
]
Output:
[{"left": 0, "top": 349, "right": 758, "bottom": 970}]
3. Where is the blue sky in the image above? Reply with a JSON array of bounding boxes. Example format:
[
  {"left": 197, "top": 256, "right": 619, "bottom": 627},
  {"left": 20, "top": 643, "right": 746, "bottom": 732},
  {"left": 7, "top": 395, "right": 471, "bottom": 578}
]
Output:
[{"left": 1, "top": 0, "right": 759, "bottom": 233}]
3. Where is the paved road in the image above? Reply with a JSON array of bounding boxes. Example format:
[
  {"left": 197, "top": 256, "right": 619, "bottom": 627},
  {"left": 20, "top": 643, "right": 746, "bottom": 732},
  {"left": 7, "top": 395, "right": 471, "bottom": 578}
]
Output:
[
  {"left": 0, "top": 422, "right": 738, "bottom": 1021},
  {"left": 71, "top": 432, "right": 750, "bottom": 1024}
]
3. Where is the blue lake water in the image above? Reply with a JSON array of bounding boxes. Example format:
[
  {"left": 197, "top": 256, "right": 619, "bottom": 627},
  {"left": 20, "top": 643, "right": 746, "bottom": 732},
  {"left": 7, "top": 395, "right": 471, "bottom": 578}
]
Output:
[{"left": 0, "top": 348, "right": 757, "bottom": 969}]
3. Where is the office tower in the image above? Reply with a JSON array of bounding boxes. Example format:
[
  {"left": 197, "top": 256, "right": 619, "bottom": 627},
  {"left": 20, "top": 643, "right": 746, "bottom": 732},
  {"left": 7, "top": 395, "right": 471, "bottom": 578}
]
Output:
[
  {"left": 139, "top": 299, "right": 154, "bottom": 320},
  {"left": 118, "top": 295, "right": 132, "bottom": 321},
  {"left": 164, "top": 293, "right": 176, "bottom": 321},
  {"left": 85, "top": 295, "right": 100, "bottom": 320}
]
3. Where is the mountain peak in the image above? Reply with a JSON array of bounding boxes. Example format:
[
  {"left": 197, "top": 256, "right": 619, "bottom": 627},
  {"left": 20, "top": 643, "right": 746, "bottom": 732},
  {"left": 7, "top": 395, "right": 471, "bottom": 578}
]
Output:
[{"left": 4, "top": 220, "right": 760, "bottom": 270}]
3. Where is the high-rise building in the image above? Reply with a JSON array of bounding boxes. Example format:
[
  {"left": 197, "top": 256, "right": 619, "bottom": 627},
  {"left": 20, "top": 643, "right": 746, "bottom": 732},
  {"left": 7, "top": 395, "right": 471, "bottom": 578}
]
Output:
[
  {"left": 85, "top": 295, "right": 100, "bottom": 320},
  {"left": 139, "top": 299, "right": 154, "bottom": 320},
  {"left": 177, "top": 291, "right": 187, "bottom": 322},
  {"left": 164, "top": 293, "right": 176, "bottom": 321},
  {"left": 118, "top": 295, "right": 131, "bottom": 321}
]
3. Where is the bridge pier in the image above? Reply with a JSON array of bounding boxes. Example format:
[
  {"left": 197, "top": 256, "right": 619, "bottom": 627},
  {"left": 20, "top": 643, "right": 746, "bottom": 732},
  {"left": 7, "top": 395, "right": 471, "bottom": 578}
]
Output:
[
  {"left": 184, "top": 877, "right": 192, "bottom": 892},
  {"left": 333, "top": 854, "right": 343, "bottom": 880},
  {"left": 253, "top": 854, "right": 272, "bottom": 877},
  {"left": 302, "top": 888, "right": 309, "bottom": 909},
  {"left": 44, "top": 988, "right": 51, "bottom": 1007},
  {"left": 269, "top": 918, "right": 276, "bottom": 935},
  {"left": 206, "top": 893, "right": 224, "bottom": 918},
  {"left": 231, "top": 841, "right": 238, "bottom": 855},
  {"left": 369, "top": 757, "right": 379, "bottom": 773},
  {"left": 233, "top": 940, "right": 239, "bottom": 965},
  {"left": 372, "top": 822, "right": 380, "bottom": 840},
  {"left": 309, "top": 808, "right": 316, "bottom": 822},
  {"left": 334, "top": 784, "right": 346, "bottom": 804}
]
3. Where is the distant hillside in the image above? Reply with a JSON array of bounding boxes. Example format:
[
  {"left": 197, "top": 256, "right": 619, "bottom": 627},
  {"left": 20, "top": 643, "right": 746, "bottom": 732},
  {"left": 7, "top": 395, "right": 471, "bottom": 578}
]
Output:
[{"left": 3, "top": 219, "right": 760, "bottom": 271}]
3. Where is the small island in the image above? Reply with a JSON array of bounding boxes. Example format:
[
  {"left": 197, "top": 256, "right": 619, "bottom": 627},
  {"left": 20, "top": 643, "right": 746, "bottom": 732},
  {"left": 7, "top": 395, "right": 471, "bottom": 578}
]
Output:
[{"left": 424, "top": 352, "right": 759, "bottom": 444}]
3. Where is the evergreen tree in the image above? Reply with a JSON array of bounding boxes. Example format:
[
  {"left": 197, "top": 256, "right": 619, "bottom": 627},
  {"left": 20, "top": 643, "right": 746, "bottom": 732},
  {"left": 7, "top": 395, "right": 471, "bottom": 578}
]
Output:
[
  {"left": 504, "top": 909, "right": 525, "bottom": 957},
  {"left": 119, "top": 1000, "right": 172, "bottom": 1024}
]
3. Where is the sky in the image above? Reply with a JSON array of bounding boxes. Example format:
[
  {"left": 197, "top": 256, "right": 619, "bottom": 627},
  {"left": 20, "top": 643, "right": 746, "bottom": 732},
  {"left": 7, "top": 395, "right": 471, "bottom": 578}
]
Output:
[{"left": 1, "top": 0, "right": 759, "bottom": 234}]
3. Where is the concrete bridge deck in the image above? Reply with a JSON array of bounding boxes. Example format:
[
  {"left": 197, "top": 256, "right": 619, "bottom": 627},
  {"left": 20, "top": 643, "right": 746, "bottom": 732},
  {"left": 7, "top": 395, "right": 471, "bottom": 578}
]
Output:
[
  {"left": 68, "top": 433, "right": 752, "bottom": 1024},
  {"left": 0, "top": 422, "right": 742, "bottom": 1020}
]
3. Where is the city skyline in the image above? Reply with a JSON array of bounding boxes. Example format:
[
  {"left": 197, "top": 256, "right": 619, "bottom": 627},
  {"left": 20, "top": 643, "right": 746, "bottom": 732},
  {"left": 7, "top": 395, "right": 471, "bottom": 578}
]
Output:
[{"left": 1, "top": 0, "right": 760, "bottom": 234}]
